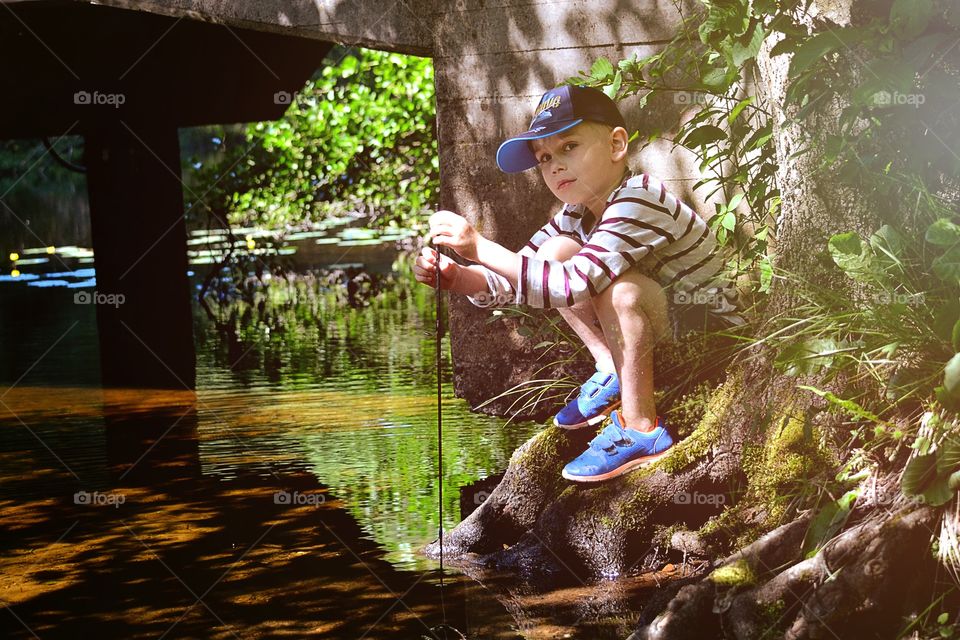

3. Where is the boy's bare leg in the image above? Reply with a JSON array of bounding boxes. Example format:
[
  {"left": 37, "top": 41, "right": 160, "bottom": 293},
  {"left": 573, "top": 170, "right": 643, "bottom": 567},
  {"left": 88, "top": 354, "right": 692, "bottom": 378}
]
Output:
[
  {"left": 592, "top": 267, "right": 670, "bottom": 433},
  {"left": 535, "top": 237, "right": 614, "bottom": 371}
]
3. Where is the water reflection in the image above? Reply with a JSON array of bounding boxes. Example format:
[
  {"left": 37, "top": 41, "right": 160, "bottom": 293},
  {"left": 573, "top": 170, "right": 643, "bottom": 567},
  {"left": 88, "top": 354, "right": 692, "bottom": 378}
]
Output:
[{"left": 0, "top": 232, "right": 672, "bottom": 637}]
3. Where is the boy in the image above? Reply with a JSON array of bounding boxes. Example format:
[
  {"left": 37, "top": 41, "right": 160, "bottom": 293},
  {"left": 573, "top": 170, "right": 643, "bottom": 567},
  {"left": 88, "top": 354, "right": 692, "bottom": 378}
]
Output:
[{"left": 415, "top": 84, "right": 743, "bottom": 483}]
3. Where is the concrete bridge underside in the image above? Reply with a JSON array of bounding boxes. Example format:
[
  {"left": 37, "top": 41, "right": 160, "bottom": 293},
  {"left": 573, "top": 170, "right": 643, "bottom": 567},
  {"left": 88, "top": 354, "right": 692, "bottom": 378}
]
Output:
[{"left": 2, "top": 0, "right": 710, "bottom": 410}]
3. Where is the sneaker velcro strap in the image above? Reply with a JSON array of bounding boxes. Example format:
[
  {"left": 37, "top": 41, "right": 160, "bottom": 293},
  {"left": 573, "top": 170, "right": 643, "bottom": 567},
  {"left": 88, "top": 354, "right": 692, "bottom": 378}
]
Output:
[
  {"left": 600, "top": 423, "right": 632, "bottom": 446},
  {"left": 588, "top": 434, "right": 617, "bottom": 452}
]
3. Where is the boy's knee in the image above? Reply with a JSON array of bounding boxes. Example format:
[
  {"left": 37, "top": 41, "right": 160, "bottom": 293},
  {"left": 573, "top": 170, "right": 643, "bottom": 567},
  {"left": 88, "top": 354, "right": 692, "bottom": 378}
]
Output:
[
  {"left": 535, "top": 236, "right": 581, "bottom": 261},
  {"left": 604, "top": 271, "right": 663, "bottom": 311},
  {"left": 599, "top": 270, "right": 671, "bottom": 339}
]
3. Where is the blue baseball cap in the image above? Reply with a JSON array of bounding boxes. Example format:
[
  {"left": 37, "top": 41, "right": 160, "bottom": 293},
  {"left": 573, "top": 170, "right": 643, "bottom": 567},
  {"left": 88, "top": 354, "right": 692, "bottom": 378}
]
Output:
[{"left": 496, "top": 84, "right": 627, "bottom": 173}]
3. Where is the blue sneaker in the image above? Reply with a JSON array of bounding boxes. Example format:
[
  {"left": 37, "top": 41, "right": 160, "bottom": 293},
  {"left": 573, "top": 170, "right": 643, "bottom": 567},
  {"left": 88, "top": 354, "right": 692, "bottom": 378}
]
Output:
[
  {"left": 553, "top": 368, "right": 621, "bottom": 429},
  {"left": 562, "top": 410, "right": 674, "bottom": 482}
]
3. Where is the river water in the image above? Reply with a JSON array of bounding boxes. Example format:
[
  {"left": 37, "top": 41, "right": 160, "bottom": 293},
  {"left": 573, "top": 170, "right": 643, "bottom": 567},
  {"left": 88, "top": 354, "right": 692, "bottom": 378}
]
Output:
[{"left": 0, "top": 193, "right": 666, "bottom": 639}]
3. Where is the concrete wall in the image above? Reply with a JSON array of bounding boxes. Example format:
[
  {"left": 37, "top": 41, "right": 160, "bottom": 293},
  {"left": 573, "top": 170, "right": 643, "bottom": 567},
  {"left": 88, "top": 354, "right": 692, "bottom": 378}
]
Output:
[
  {"left": 430, "top": 0, "right": 717, "bottom": 411},
  {"left": 71, "top": 0, "right": 713, "bottom": 413}
]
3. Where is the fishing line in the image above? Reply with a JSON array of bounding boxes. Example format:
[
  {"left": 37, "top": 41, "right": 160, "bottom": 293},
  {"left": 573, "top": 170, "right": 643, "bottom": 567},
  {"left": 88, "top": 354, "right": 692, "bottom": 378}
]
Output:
[{"left": 425, "top": 246, "right": 468, "bottom": 640}]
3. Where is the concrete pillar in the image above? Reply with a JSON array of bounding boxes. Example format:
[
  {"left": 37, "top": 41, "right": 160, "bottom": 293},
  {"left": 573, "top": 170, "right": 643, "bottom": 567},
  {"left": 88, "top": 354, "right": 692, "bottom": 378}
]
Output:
[{"left": 84, "top": 122, "right": 195, "bottom": 389}]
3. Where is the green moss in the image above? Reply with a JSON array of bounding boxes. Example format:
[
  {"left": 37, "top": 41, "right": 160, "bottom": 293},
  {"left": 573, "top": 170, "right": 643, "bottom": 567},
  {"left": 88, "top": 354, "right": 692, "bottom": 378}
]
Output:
[
  {"left": 514, "top": 425, "right": 565, "bottom": 469},
  {"left": 665, "top": 381, "right": 715, "bottom": 439},
  {"left": 709, "top": 558, "right": 757, "bottom": 587},
  {"left": 658, "top": 374, "right": 742, "bottom": 474},
  {"left": 615, "top": 476, "right": 656, "bottom": 529},
  {"left": 757, "top": 599, "right": 788, "bottom": 639},
  {"left": 736, "top": 404, "right": 838, "bottom": 543}
]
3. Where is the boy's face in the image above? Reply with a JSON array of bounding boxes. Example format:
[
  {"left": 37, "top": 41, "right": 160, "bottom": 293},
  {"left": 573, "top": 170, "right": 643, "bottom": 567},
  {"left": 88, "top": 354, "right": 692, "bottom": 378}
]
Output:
[{"left": 529, "top": 122, "right": 627, "bottom": 212}]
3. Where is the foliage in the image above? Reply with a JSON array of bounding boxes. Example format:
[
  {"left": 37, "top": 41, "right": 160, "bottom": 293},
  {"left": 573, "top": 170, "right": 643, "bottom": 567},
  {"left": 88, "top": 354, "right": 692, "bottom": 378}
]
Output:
[
  {"left": 187, "top": 47, "right": 438, "bottom": 231},
  {"left": 570, "top": 0, "right": 960, "bottom": 298}
]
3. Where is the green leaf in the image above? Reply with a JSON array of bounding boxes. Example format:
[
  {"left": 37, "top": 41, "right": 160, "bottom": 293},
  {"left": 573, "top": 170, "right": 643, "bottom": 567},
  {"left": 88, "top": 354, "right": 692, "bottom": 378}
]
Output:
[
  {"left": 728, "top": 97, "right": 754, "bottom": 124},
  {"left": 769, "top": 36, "right": 799, "bottom": 58},
  {"left": 682, "top": 125, "right": 728, "bottom": 148},
  {"left": 890, "top": 0, "right": 933, "bottom": 40},
  {"left": 743, "top": 123, "right": 773, "bottom": 151},
  {"left": 769, "top": 15, "right": 807, "bottom": 37},
  {"left": 934, "top": 299, "right": 960, "bottom": 341},
  {"left": 945, "top": 353, "right": 960, "bottom": 396},
  {"left": 591, "top": 57, "right": 614, "bottom": 80},
  {"left": 936, "top": 435, "right": 960, "bottom": 476},
  {"left": 802, "top": 489, "right": 858, "bottom": 558},
  {"left": 953, "top": 319, "right": 960, "bottom": 353},
  {"left": 903, "top": 451, "right": 939, "bottom": 497},
  {"left": 732, "top": 22, "right": 767, "bottom": 66},
  {"left": 775, "top": 337, "right": 839, "bottom": 376},
  {"left": 790, "top": 27, "right": 872, "bottom": 79},
  {"left": 788, "top": 32, "right": 840, "bottom": 78},
  {"left": 926, "top": 219, "right": 960, "bottom": 247},
  {"left": 701, "top": 66, "right": 737, "bottom": 91},
  {"left": 798, "top": 385, "right": 886, "bottom": 423},
  {"left": 869, "top": 225, "right": 905, "bottom": 258},
  {"left": 603, "top": 71, "right": 622, "bottom": 99},
  {"left": 933, "top": 247, "right": 960, "bottom": 285},
  {"left": 922, "top": 471, "right": 956, "bottom": 506},
  {"left": 828, "top": 232, "right": 873, "bottom": 278},
  {"left": 721, "top": 210, "right": 736, "bottom": 231},
  {"left": 758, "top": 256, "right": 773, "bottom": 293}
]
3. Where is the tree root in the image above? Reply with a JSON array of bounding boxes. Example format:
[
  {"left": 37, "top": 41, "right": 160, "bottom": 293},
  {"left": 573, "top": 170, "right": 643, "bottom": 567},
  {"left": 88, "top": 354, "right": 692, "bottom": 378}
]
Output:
[{"left": 632, "top": 501, "right": 939, "bottom": 639}]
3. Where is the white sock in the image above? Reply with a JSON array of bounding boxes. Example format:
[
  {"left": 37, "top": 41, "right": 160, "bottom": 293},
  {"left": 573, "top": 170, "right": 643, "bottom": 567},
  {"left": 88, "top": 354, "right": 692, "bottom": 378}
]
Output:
[{"left": 595, "top": 361, "right": 616, "bottom": 374}]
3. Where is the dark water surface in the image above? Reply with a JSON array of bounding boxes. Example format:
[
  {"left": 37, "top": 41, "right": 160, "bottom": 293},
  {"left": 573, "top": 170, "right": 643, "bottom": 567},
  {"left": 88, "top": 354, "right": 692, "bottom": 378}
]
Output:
[{"left": 0, "top": 230, "right": 668, "bottom": 638}]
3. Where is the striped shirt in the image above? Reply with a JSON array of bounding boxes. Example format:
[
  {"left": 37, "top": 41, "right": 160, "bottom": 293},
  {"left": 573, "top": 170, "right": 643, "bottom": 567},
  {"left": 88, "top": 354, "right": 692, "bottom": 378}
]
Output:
[{"left": 469, "top": 172, "right": 745, "bottom": 327}]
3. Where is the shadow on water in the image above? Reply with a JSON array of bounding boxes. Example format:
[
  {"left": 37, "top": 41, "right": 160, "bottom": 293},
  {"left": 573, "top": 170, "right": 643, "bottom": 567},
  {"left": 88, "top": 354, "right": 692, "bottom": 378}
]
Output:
[{"left": 0, "top": 237, "right": 673, "bottom": 638}]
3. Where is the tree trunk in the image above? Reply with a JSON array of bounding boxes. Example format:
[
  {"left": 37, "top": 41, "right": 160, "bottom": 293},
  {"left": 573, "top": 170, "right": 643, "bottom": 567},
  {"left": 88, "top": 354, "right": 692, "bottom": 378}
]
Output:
[{"left": 422, "top": 0, "right": 949, "bottom": 635}]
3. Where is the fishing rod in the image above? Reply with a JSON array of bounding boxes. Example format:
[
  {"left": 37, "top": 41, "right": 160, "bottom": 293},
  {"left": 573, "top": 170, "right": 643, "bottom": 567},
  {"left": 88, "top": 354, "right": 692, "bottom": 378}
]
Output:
[{"left": 425, "top": 245, "right": 467, "bottom": 640}]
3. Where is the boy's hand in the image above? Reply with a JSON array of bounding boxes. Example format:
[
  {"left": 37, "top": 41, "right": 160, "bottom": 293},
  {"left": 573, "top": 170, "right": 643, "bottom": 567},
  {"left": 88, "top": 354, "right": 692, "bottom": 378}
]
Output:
[
  {"left": 414, "top": 246, "right": 461, "bottom": 290},
  {"left": 427, "top": 210, "right": 481, "bottom": 262}
]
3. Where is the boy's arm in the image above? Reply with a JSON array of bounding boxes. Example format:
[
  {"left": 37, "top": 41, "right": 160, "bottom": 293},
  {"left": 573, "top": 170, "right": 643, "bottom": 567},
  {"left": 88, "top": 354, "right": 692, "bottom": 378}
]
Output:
[{"left": 474, "top": 237, "right": 521, "bottom": 288}]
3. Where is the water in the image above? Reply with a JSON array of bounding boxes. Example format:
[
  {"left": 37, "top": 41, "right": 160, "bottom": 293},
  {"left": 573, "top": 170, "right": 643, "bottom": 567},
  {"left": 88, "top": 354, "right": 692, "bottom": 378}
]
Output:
[{"left": 0, "top": 234, "right": 672, "bottom": 638}]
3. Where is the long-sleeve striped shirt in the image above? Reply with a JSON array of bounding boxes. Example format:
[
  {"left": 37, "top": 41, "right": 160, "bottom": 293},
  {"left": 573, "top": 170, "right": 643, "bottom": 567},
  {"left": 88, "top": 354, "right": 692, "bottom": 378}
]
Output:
[{"left": 468, "top": 172, "right": 745, "bottom": 326}]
